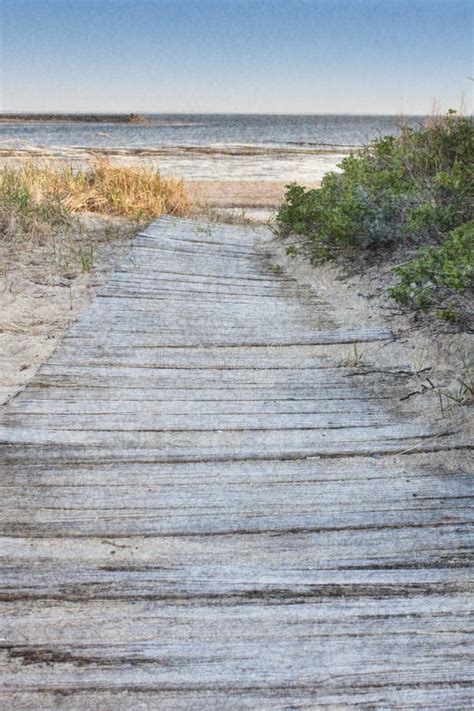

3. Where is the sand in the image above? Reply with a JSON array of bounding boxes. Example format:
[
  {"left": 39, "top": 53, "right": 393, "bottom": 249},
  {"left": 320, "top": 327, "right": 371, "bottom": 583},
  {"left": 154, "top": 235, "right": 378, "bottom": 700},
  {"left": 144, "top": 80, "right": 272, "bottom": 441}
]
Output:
[
  {"left": 188, "top": 180, "right": 295, "bottom": 208},
  {"left": 270, "top": 233, "right": 473, "bottom": 435},
  {"left": 0, "top": 217, "right": 134, "bottom": 407}
]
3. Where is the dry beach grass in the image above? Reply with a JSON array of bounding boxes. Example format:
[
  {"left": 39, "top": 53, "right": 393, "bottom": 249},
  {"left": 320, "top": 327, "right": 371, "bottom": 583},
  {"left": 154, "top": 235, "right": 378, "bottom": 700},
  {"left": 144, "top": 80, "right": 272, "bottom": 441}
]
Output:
[{"left": 0, "top": 158, "right": 189, "bottom": 229}]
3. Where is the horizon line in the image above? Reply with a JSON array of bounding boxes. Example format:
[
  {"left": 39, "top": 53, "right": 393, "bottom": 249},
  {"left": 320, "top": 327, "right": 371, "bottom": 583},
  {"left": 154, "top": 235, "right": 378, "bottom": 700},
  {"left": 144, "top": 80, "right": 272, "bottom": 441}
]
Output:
[{"left": 0, "top": 110, "right": 434, "bottom": 117}]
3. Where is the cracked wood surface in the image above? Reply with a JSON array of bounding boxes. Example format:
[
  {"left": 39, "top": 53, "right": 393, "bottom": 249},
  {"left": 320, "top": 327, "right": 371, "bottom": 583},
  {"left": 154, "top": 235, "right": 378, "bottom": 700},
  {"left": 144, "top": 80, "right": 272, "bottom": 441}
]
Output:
[{"left": 0, "top": 216, "right": 472, "bottom": 709}]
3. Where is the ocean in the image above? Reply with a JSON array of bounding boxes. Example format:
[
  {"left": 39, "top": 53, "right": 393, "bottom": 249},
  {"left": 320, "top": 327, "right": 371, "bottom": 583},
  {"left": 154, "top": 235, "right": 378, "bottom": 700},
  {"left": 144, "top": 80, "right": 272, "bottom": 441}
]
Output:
[{"left": 0, "top": 114, "right": 427, "bottom": 182}]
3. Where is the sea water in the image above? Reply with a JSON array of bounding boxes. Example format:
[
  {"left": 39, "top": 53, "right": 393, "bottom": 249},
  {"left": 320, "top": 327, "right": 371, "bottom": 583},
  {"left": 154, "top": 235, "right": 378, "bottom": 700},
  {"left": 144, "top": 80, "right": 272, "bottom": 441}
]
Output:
[{"left": 0, "top": 114, "right": 427, "bottom": 182}]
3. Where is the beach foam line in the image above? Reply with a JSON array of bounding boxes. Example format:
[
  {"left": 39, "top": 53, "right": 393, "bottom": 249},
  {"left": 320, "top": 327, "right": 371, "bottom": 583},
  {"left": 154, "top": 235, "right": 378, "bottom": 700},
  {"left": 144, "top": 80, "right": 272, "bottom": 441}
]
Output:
[{"left": 0, "top": 143, "right": 352, "bottom": 158}]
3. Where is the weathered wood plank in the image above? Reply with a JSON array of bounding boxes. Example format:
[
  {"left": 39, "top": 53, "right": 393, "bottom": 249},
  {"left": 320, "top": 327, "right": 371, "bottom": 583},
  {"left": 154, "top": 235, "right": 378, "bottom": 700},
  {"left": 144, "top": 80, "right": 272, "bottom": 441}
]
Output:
[
  {"left": 1, "top": 451, "right": 468, "bottom": 483},
  {"left": 1, "top": 622, "right": 472, "bottom": 694},
  {"left": 0, "top": 421, "right": 433, "bottom": 449},
  {"left": 3, "top": 688, "right": 473, "bottom": 710},
  {"left": 1, "top": 531, "right": 472, "bottom": 597},
  {"left": 0, "top": 216, "right": 471, "bottom": 708}
]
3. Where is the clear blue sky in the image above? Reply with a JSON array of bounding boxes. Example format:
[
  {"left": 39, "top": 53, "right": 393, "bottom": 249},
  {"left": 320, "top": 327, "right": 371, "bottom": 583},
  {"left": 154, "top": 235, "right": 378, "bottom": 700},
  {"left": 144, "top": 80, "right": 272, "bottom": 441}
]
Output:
[{"left": 0, "top": 0, "right": 472, "bottom": 114}]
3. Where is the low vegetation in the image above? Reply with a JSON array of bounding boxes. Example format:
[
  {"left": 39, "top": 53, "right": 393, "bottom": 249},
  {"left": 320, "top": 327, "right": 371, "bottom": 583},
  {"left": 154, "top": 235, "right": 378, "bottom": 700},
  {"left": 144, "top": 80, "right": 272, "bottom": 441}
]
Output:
[
  {"left": 339, "top": 344, "right": 366, "bottom": 368},
  {"left": 391, "top": 220, "right": 473, "bottom": 321},
  {"left": 0, "top": 159, "right": 189, "bottom": 243},
  {"left": 278, "top": 111, "right": 473, "bottom": 325}
]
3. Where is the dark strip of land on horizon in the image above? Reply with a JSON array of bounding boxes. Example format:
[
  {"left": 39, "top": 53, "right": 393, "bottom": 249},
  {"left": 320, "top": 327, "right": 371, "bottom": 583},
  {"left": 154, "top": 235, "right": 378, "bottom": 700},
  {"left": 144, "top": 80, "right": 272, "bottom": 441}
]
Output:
[{"left": 0, "top": 113, "right": 149, "bottom": 123}]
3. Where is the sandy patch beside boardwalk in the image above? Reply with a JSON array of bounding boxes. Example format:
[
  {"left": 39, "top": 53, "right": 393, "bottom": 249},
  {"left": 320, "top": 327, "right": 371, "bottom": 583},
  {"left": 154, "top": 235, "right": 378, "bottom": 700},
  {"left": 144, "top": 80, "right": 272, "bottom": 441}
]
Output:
[
  {"left": 0, "top": 219, "right": 134, "bottom": 407},
  {"left": 188, "top": 180, "right": 319, "bottom": 209},
  {"left": 269, "top": 232, "right": 473, "bottom": 436}
]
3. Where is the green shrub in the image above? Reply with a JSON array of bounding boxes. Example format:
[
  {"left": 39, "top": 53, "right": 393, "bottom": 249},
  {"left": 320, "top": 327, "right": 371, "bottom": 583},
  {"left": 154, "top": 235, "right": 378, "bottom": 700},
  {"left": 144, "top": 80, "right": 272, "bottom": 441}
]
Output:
[
  {"left": 390, "top": 221, "right": 474, "bottom": 316},
  {"left": 277, "top": 112, "right": 473, "bottom": 323},
  {"left": 278, "top": 112, "right": 473, "bottom": 256}
]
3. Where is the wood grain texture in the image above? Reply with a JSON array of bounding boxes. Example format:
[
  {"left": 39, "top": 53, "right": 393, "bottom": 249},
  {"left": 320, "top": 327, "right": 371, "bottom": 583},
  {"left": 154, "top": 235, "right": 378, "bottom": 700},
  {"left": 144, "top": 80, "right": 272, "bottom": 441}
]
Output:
[{"left": 0, "top": 216, "right": 472, "bottom": 709}]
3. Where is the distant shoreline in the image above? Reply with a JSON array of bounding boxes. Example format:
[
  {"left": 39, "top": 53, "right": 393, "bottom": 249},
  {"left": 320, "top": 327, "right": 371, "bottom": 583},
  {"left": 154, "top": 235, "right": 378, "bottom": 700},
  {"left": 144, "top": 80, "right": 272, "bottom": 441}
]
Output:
[
  {"left": 0, "top": 143, "right": 350, "bottom": 184},
  {"left": 0, "top": 113, "right": 149, "bottom": 124},
  {"left": 0, "top": 144, "right": 354, "bottom": 158}
]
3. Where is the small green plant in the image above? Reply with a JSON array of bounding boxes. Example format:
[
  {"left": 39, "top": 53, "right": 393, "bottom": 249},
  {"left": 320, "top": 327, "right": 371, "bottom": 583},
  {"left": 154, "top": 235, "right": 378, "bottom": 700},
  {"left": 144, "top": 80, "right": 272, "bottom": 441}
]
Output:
[
  {"left": 424, "top": 361, "right": 472, "bottom": 416},
  {"left": 195, "top": 224, "right": 213, "bottom": 236},
  {"left": 435, "top": 305, "right": 461, "bottom": 323},
  {"left": 270, "top": 263, "right": 283, "bottom": 274},
  {"left": 436, "top": 372, "right": 473, "bottom": 416},
  {"left": 444, "top": 377, "right": 473, "bottom": 407},
  {"left": 286, "top": 244, "right": 299, "bottom": 257},
  {"left": 339, "top": 344, "right": 366, "bottom": 368},
  {"left": 77, "top": 244, "right": 94, "bottom": 273},
  {"left": 204, "top": 207, "right": 255, "bottom": 226}
]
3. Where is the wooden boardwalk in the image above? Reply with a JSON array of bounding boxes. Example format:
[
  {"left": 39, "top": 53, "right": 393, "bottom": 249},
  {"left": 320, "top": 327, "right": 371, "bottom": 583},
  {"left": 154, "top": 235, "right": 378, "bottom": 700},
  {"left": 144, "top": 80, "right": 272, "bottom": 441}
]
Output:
[{"left": 0, "top": 217, "right": 472, "bottom": 709}]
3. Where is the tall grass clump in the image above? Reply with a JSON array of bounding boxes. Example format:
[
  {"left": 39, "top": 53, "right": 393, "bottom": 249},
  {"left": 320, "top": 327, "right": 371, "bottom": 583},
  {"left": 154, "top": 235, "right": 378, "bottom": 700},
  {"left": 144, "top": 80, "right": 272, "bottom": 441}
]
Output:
[
  {"left": 277, "top": 111, "right": 473, "bottom": 322},
  {"left": 0, "top": 159, "right": 189, "bottom": 242},
  {"left": 57, "top": 160, "right": 189, "bottom": 218},
  {"left": 0, "top": 163, "right": 69, "bottom": 241}
]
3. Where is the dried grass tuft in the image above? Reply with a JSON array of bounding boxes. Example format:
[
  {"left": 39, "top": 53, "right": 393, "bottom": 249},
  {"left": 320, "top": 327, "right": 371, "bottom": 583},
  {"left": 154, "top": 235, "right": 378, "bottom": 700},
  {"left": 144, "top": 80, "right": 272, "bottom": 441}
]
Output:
[{"left": 0, "top": 158, "right": 190, "bottom": 243}]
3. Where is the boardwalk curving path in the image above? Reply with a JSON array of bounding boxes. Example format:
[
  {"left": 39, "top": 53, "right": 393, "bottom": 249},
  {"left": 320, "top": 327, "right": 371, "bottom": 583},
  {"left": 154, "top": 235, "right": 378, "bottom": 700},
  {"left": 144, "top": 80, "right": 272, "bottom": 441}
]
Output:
[{"left": 0, "top": 217, "right": 472, "bottom": 709}]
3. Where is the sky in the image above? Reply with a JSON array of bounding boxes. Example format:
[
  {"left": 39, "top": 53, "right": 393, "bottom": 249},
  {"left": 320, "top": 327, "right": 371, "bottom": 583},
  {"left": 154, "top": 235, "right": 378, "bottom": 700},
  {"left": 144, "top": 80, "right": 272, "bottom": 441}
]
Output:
[{"left": 0, "top": 0, "right": 472, "bottom": 115}]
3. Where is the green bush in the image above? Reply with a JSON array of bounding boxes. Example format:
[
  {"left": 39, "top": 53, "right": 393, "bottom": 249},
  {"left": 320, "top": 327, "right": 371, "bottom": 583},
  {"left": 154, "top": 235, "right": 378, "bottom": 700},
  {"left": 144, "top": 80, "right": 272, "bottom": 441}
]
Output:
[
  {"left": 278, "top": 112, "right": 473, "bottom": 256},
  {"left": 390, "top": 221, "right": 474, "bottom": 317},
  {"left": 277, "top": 112, "right": 473, "bottom": 321}
]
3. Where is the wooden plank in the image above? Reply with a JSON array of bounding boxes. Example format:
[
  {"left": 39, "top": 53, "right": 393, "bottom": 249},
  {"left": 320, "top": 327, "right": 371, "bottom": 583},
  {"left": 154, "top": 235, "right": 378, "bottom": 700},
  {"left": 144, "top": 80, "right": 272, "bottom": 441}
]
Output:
[
  {"left": 3, "top": 689, "right": 473, "bottom": 710},
  {"left": 1, "top": 599, "right": 472, "bottom": 695},
  {"left": 0, "top": 216, "right": 472, "bottom": 707},
  {"left": 1, "top": 530, "right": 472, "bottom": 594}
]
